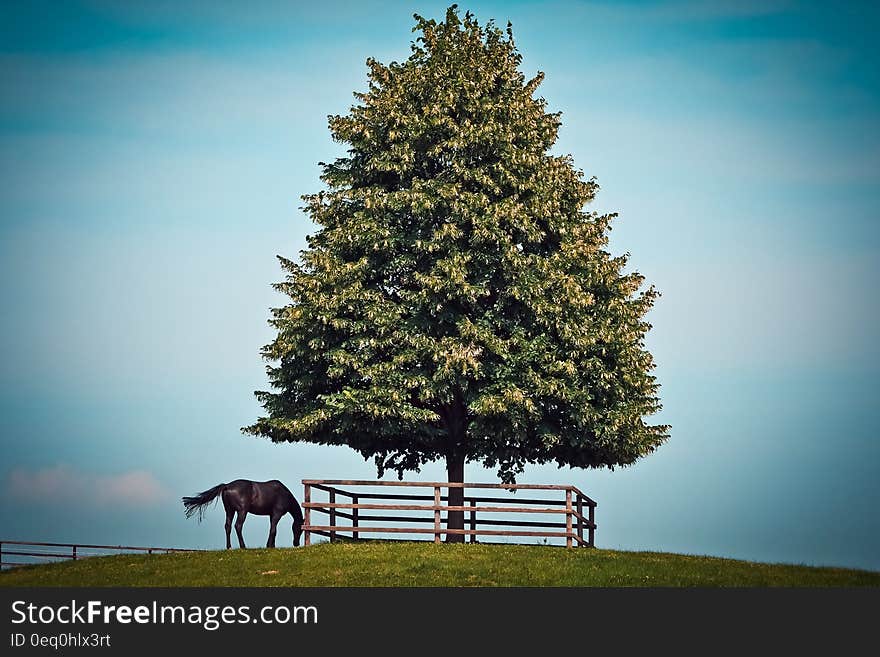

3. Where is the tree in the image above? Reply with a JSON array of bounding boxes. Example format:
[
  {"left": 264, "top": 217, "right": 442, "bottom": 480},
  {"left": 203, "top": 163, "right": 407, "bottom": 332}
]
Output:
[{"left": 244, "top": 5, "right": 669, "bottom": 541}]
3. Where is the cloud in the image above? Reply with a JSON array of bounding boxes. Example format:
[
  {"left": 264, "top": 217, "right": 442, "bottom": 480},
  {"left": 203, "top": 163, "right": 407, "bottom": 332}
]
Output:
[{"left": 4, "top": 465, "right": 169, "bottom": 508}]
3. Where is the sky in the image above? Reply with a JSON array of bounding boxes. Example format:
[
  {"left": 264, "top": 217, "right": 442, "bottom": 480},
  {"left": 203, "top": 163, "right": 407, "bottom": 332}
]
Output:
[{"left": 1, "top": 0, "right": 878, "bottom": 571}]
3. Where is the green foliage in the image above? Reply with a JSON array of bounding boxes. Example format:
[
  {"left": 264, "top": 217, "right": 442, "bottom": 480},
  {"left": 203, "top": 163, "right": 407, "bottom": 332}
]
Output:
[
  {"left": 244, "top": 6, "right": 669, "bottom": 481},
  {"left": 3, "top": 544, "right": 877, "bottom": 588}
]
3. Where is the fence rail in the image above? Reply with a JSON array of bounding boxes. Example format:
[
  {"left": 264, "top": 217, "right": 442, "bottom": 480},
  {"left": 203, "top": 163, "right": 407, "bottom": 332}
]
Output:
[
  {"left": 0, "top": 540, "right": 199, "bottom": 570},
  {"left": 301, "top": 479, "right": 596, "bottom": 548}
]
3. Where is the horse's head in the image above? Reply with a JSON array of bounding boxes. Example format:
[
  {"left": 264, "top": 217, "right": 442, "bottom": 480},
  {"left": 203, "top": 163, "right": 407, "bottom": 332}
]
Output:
[{"left": 293, "top": 518, "right": 303, "bottom": 547}]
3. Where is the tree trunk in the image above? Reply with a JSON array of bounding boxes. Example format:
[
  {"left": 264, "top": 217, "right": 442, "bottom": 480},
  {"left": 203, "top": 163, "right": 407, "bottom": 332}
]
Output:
[{"left": 446, "top": 453, "right": 465, "bottom": 543}]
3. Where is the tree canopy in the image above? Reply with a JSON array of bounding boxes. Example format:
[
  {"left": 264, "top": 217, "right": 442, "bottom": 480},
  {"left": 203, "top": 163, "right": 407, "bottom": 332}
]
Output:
[{"left": 244, "top": 5, "right": 669, "bottom": 487}]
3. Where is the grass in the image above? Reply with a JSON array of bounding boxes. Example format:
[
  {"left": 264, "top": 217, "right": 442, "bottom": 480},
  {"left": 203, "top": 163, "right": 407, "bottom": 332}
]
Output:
[{"left": 1, "top": 542, "right": 877, "bottom": 587}]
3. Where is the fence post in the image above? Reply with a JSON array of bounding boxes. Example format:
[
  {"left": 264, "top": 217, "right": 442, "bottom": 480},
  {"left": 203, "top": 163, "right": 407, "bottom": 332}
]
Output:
[
  {"left": 565, "top": 490, "right": 572, "bottom": 548},
  {"left": 576, "top": 495, "right": 584, "bottom": 547},
  {"left": 72, "top": 545, "right": 77, "bottom": 561},
  {"left": 469, "top": 499, "right": 477, "bottom": 544},
  {"left": 303, "top": 483, "right": 311, "bottom": 546},
  {"left": 434, "top": 486, "right": 441, "bottom": 544},
  {"left": 588, "top": 501, "right": 595, "bottom": 548},
  {"left": 329, "top": 489, "right": 337, "bottom": 543},
  {"left": 352, "top": 494, "right": 359, "bottom": 541}
]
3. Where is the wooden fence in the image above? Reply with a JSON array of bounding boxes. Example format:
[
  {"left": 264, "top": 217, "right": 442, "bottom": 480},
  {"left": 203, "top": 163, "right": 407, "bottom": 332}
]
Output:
[
  {"left": 302, "top": 479, "right": 596, "bottom": 548},
  {"left": 0, "top": 540, "right": 199, "bottom": 569}
]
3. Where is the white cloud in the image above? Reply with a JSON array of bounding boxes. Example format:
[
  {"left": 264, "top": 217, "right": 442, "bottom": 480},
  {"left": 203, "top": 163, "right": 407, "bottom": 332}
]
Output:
[{"left": 4, "top": 465, "right": 169, "bottom": 508}]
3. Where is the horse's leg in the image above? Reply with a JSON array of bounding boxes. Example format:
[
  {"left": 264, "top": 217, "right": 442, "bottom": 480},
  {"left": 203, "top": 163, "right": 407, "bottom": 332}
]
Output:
[
  {"left": 267, "top": 511, "right": 282, "bottom": 549},
  {"left": 234, "top": 510, "right": 247, "bottom": 549},
  {"left": 224, "top": 506, "right": 234, "bottom": 550},
  {"left": 222, "top": 489, "right": 237, "bottom": 550}
]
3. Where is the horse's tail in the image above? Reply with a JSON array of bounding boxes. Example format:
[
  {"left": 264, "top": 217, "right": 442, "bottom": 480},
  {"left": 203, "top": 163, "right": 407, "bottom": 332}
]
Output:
[{"left": 182, "top": 483, "right": 226, "bottom": 522}]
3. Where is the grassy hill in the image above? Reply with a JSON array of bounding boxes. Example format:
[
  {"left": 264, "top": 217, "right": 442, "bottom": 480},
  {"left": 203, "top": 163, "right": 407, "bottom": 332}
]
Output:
[{"left": 1, "top": 542, "right": 877, "bottom": 587}]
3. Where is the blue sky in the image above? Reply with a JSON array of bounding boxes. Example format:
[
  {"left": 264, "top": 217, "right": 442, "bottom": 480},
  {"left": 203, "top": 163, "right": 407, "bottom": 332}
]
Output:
[{"left": 1, "top": 1, "right": 878, "bottom": 571}]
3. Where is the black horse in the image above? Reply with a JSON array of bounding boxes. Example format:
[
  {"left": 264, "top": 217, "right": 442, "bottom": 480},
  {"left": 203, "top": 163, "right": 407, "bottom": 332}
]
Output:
[{"left": 182, "top": 479, "right": 304, "bottom": 549}]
